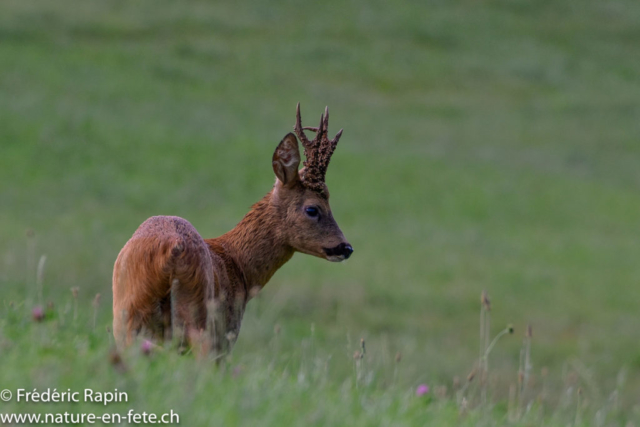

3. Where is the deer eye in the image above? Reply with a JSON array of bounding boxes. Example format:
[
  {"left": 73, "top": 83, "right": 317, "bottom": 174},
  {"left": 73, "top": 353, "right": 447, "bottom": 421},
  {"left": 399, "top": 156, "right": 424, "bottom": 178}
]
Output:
[{"left": 304, "top": 206, "right": 320, "bottom": 218}]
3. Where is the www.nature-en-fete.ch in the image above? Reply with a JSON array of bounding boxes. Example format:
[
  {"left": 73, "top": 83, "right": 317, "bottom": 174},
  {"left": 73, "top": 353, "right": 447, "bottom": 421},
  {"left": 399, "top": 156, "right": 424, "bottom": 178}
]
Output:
[{"left": 0, "top": 410, "right": 179, "bottom": 424}]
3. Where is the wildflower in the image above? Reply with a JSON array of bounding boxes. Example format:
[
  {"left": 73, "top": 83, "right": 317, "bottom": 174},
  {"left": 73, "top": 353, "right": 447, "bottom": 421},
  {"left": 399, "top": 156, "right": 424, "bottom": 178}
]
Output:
[
  {"left": 416, "top": 384, "right": 429, "bottom": 397},
  {"left": 32, "top": 306, "right": 44, "bottom": 322},
  {"left": 141, "top": 340, "right": 153, "bottom": 356}
]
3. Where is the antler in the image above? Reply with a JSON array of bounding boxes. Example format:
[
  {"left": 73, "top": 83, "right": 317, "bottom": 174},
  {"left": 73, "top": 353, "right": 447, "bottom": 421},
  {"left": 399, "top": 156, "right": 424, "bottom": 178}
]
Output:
[{"left": 293, "top": 103, "right": 343, "bottom": 193}]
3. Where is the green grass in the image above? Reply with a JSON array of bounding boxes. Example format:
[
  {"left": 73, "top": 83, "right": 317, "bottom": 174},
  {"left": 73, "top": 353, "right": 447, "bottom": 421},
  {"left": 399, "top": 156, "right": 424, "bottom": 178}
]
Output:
[{"left": 1, "top": 0, "right": 640, "bottom": 425}]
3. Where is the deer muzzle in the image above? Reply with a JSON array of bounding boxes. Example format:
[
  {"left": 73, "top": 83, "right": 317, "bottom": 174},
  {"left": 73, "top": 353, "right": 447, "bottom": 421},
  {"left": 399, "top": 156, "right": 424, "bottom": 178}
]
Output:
[{"left": 323, "top": 242, "right": 354, "bottom": 262}]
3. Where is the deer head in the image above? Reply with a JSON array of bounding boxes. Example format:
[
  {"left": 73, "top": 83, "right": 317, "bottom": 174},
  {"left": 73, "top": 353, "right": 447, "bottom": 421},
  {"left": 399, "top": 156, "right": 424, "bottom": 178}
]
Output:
[{"left": 270, "top": 103, "right": 353, "bottom": 262}]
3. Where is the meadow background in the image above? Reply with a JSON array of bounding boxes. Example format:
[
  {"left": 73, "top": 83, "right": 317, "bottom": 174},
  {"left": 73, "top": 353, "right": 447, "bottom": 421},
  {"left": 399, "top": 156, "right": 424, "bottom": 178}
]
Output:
[{"left": 1, "top": 0, "right": 639, "bottom": 425}]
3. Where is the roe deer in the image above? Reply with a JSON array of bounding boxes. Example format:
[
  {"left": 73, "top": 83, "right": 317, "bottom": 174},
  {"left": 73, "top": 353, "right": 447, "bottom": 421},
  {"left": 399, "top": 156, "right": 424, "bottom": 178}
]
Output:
[{"left": 112, "top": 104, "right": 353, "bottom": 355}]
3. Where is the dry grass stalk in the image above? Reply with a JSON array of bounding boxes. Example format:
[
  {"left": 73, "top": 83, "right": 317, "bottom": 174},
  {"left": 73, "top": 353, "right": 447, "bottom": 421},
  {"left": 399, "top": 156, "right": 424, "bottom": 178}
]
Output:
[
  {"left": 26, "top": 229, "right": 35, "bottom": 287},
  {"left": 36, "top": 254, "right": 47, "bottom": 304},
  {"left": 92, "top": 293, "right": 101, "bottom": 330},
  {"left": 71, "top": 287, "right": 79, "bottom": 321}
]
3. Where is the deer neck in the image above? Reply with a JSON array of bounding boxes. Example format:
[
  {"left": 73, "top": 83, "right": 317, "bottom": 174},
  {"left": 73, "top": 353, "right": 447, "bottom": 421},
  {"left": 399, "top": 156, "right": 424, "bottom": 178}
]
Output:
[{"left": 212, "top": 192, "right": 294, "bottom": 294}]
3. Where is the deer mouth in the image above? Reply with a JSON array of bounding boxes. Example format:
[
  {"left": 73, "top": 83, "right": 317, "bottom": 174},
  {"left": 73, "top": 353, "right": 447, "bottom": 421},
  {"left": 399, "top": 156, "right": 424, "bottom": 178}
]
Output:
[{"left": 323, "top": 243, "right": 353, "bottom": 262}]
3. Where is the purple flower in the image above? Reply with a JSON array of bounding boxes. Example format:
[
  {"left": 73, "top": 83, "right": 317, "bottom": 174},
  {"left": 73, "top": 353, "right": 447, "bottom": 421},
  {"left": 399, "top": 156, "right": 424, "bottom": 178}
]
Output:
[
  {"left": 141, "top": 340, "right": 153, "bottom": 356},
  {"left": 416, "top": 384, "right": 429, "bottom": 397},
  {"left": 32, "top": 306, "right": 44, "bottom": 322}
]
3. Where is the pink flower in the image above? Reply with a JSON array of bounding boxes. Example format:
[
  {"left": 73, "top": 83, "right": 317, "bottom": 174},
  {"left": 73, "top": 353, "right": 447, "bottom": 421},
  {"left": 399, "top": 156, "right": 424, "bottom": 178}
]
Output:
[
  {"left": 32, "top": 306, "right": 44, "bottom": 322},
  {"left": 141, "top": 340, "right": 153, "bottom": 356},
  {"left": 416, "top": 384, "right": 429, "bottom": 396}
]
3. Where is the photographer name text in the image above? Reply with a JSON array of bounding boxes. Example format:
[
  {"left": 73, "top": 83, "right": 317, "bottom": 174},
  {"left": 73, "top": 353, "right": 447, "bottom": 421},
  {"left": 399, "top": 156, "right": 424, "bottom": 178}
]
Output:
[{"left": 15, "top": 389, "right": 127, "bottom": 406}]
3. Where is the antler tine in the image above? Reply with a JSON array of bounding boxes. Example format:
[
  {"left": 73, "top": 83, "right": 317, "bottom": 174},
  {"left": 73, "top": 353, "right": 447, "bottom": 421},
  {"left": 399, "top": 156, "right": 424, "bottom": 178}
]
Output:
[
  {"left": 318, "top": 113, "right": 326, "bottom": 139},
  {"left": 294, "top": 102, "right": 313, "bottom": 147},
  {"left": 331, "top": 128, "right": 343, "bottom": 147},
  {"left": 321, "top": 106, "right": 341, "bottom": 150},
  {"left": 323, "top": 106, "right": 329, "bottom": 136}
]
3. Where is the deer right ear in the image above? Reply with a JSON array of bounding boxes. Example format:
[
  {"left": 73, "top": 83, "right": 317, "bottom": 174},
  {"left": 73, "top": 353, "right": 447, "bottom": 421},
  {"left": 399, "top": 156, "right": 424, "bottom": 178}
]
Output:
[{"left": 272, "top": 133, "right": 301, "bottom": 187}]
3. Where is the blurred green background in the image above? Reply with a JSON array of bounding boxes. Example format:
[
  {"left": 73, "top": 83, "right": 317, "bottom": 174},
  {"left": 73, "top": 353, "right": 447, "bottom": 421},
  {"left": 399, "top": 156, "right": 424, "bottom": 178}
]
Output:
[{"left": 1, "top": 0, "right": 639, "bottom": 424}]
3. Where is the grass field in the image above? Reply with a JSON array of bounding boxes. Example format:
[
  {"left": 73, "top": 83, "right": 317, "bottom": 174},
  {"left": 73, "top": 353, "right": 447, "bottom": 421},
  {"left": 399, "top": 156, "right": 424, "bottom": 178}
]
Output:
[{"left": 1, "top": 0, "right": 640, "bottom": 425}]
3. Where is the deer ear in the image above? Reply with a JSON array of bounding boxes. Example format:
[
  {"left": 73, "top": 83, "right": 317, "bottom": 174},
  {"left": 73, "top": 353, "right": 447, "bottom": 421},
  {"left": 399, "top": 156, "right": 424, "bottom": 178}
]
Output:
[{"left": 272, "top": 133, "right": 301, "bottom": 187}]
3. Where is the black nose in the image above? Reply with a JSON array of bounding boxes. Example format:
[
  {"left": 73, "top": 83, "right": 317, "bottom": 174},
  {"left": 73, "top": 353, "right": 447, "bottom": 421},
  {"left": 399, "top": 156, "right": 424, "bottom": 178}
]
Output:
[
  {"left": 341, "top": 243, "right": 354, "bottom": 259},
  {"left": 323, "top": 243, "right": 354, "bottom": 259}
]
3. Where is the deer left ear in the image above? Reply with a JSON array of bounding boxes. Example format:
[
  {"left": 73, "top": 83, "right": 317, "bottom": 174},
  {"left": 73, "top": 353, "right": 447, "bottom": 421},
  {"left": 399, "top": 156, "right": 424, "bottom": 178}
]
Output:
[{"left": 272, "top": 133, "right": 301, "bottom": 187}]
